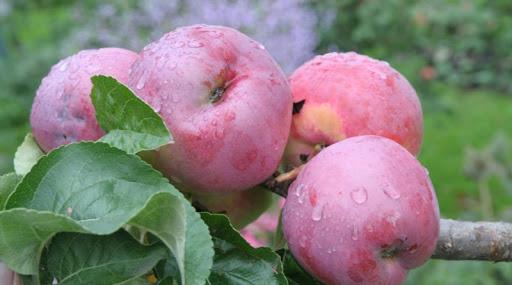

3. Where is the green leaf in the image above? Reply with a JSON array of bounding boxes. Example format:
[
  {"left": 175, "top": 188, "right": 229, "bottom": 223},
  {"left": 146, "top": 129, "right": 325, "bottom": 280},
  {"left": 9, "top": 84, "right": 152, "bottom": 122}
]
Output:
[
  {"left": 276, "top": 249, "right": 322, "bottom": 285},
  {"left": 0, "top": 172, "right": 19, "bottom": 210},
  {"left": 201, "top": 213, "right": 287, "bottom": 285},
  {"left": 46, "top": 231, "right": 167, "bottom": 285},
  {"left": 13, "top": 133, "right": 44, "bottom": 176},
  {"left": 0, "top": 142, "right": 188, "bottom": 283},
  {"left": 154, "top": 202, "right": 215, "bottom": 285},
  {"left": 90, "top": 75, "right": 172, "bottom": 154}
]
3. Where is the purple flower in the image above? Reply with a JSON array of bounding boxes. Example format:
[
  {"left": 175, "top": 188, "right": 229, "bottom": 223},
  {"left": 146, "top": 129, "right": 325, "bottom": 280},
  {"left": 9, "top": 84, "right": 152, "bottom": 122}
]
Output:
[{"left": 67, "top": 0, "right": 318, "bottom": 74}]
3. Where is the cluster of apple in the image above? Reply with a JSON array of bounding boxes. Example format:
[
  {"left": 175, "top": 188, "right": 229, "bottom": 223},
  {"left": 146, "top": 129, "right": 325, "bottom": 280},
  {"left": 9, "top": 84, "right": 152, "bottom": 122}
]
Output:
[{"left": 30, "top": 24, "right": 439, "bottom": 284}]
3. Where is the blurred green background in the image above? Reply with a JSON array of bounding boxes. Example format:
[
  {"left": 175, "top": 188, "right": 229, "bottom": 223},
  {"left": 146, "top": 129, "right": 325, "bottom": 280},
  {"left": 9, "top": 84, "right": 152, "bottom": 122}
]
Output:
[{"left": 1, "top": 0, "right": 511, "bottom": 284}]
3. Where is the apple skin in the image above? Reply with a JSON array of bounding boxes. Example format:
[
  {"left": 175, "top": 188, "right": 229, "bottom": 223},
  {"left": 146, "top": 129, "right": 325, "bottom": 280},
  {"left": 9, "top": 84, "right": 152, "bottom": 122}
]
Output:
[
  {"left": 128, "top": 25, "right": 292, "bottom": 193},
  {"left": 282, "top": 135, "right": 439, "bottom": 285},
  {"left": 30, "top": 48, "right": 139, "bottom": 152},
  {"left": 191, "top": 186, "right": 273, "bottom": 229},
  {"left": 284, "top": 52, "right": 423, "bottom": 168}
]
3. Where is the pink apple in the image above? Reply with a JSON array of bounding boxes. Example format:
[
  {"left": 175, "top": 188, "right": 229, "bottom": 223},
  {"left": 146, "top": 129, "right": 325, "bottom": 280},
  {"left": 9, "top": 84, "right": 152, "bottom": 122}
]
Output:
[
  {"left": 284, "top": 52, "right": 423, "bottom": 168},
  {"left": 31, "top": 48, "right": 138, "bottom": 152},
  {"left": 282, "top": 135, "right": 439, "bottom": 285},
  {"left": 241, "top": 197, "right": 285, "bottom": 248},
  {"left": 129, "top": 25, "right": 292, "bottom": 193}
]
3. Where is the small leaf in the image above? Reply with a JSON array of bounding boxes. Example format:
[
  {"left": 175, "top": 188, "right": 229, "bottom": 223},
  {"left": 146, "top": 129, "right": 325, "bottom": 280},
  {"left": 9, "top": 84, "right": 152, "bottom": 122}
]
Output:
[
  {"left": 46, "top": 231, "right": 167, "bottom": 285},
  {"left": 201, "top": 213, "right": 287, "bottom": 285},
  {"left": 13, "top": 133, "right": 44, "bottom": 175},
  {"left": 277, "top": 249, "right": 322, "bottom": 285},
  {"left": 0, "top": 142, "right": 187, "bottom": 282},
  {"left": 0, "top": 173, "right": 19, "bottom": 210},
  {"left": 90, "top": 75, "right": 171, "bottom": 153}
]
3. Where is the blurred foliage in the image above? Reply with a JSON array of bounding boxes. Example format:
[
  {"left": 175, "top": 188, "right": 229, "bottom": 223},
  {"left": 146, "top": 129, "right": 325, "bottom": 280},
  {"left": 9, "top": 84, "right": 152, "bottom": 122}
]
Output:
[
  {"left": 407, "top": 259, "right": 512, "bottom": 285},
  {"left": 419, "top": 85, "right": 512, "bottom": 219},
  {"left": 312, "top": 0, "right": 512, "bottom": 93},
  {"left": 0, "top": 1, "right": 511, "bottom": 283}
]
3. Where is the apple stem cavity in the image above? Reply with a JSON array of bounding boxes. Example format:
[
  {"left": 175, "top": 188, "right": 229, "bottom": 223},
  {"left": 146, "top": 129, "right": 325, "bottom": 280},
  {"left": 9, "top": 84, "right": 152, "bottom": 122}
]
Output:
[{"left": 209, "top": 86, "right": 225, "bottom": 103}]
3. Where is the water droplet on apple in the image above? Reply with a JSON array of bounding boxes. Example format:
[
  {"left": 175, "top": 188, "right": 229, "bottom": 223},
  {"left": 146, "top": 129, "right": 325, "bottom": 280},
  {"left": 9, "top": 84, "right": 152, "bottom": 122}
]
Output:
[
  {"left": 59, "top": 61, "right": 68, "bottom": 72},
  {"left": 299, "top": 235, "right": 307, "bottom": 248},
  {"left": 257, "top": 43, "right": 265, "bottom": 50},
  {"left": 350, "top": 187, "right": 368, "bottom": 204},
  {"left": 311, "top": 201, "right": 325, "bottom": 221},
  {"left": 383, "top": 184, "right": 400, "bottom": 200},
  {"left": 224, "top": 112, "right": 236, "bottom": 122},
  {"left": 208, "top": 30, "right": 223, "bottom": 38},
  {"left": 351, "top": 225, "right": 359, "bottom": 240},
  {"left": 136, "top": 76, "right": 146, "bottom": 90},
  {"left": 188, "top": 40, "right": 204, "bottom": 48},
  {"left": 214, "top": 128, "right": 224, "bottom": 139},
  {"left": 171, "top": 95, "right": 181, "bottom": 103},
  {"left": 171, "top": 41, "right": 185, "bottom": 48},
  {"left": 424, "top": 167, "right": 430, "bottom": 176},
  {"left": 295, "top": 183, "right": 305, "bottom": 198},
  {"left": 86, "top": 63, "right": 101, "bottom": 73},
  {"left": 298, "top": 189, "right": 306, "bottom": 204}
]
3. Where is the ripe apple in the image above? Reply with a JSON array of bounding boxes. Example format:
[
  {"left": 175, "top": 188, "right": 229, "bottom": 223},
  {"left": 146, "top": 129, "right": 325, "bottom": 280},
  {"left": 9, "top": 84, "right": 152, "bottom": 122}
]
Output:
[
  {"left": 191, "top": 186, "right": 273, "bottom": 229},
  {"left": 0, "top": 263, "right": 20, "bottom": 285},
  {"left": 282, "top": 135, "right": 439, "bottom": 285},
  {"left": 284, "top": 52, "right": 423, "bottom": 168},
  {"left": 31, "top": 48, "right": 138, "bottom": 152},
  {"left": 240, "top": 197, "right": 285, "bottom": 248},
  {"left": 128, "top": 25, "right": 292, "bottom": 193}
]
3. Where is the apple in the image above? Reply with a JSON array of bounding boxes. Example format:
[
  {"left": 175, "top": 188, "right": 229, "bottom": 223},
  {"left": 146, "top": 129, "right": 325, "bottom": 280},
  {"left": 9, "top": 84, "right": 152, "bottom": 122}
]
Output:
[
  {"left": 240, "top": 197, "right": 285, "bottom": 248},
  {"left": 128, "top": 25, "right": 292, "bottom": 193},
  {"left": 31, "top": 48, "right": 138, "bottom": 152},
  {"left": 284, "top": 52, "right": 423, "bottom": 168},
  {"left": 191, "top": 186, "right": 273, "bottom": 229},
  {"left": 282, "top": 135, "right": 439, "bottom": 285},
  {"left": 0, "top": 263, "right": 20, "bottom": 285}
]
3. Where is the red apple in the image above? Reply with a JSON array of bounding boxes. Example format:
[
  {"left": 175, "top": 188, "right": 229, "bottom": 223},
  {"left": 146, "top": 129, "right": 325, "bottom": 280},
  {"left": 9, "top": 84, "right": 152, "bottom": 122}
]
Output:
[
  {"left": 284, "top": 52, "right": 423, "bottom": 168},
  {"left": 31, "top": 48, "right": 138, "bottom": 152},
  {"left": 282, "top": 135, "right": 439, "bottom": 285},
  {"left": 129, "top": 25, "right": 292, "bottom": 193}
]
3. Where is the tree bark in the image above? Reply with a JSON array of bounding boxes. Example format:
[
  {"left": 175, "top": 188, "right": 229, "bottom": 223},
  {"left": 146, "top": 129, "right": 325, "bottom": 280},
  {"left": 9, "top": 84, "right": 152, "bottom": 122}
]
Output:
[{"left": 433, "top": 219, "right": 512, "bottom": 261}]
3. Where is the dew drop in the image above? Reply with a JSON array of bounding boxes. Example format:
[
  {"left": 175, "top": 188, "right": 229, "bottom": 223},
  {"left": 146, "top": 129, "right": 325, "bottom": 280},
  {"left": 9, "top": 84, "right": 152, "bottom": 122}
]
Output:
[
  {"left": 136, "top": 75, "right": 146, "bottom": 90},
  {"left": 350, "top": 187, "right": 368, "bottom": 204},
  {"left": 383, "top": 184, "right": 401, "bottom": 200},
  {"left": 299, "top": 235, "right": 307, "bottom": 248},
  {"left": 424, "top": 167, "right": 430, "bottom": 176},
  {"left": 224, "top": 111, "right": 236, "bottom": 122},
  {"left": 214, "top": 128, "right": 225, "bottom": 139},
  {"left": 311, "top": 201, "right": 325, "bottom": 221},
  {"left": 171, "top": 41, "right": 185, "bottom": 48},
  {"left": 351, "top": 225, "right": 359, "bottom": 241},
  {"left": 188, "top": 40, "right": 204, "bottom": 48},
  {"left": 208, "top": 30, "right": 223, "bottom": 38},
  {"left": 295, "top": 183, "right": 305, "bottom": 198},
  {"left": 171, "top": 95, "right": 181, "bottom": 103},
  {"left": 257, "top": 43, "right": 265, "bottom": 50},
  {"left": 59, "top": 62, "right": 68, "bottom": 72},
  {"left": 298, "top": 190, "right": 306, "bottom": 204}
]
